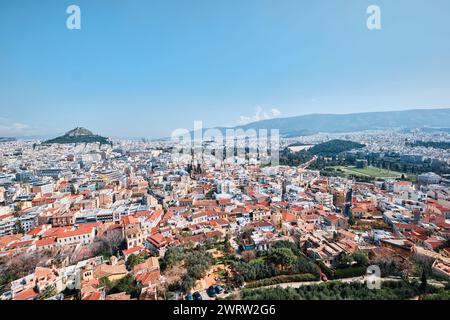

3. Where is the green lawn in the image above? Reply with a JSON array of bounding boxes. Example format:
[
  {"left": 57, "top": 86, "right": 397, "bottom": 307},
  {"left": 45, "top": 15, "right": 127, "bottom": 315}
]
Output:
[{"left": 328, "top": 166, "right": 410, "bottom": 179}]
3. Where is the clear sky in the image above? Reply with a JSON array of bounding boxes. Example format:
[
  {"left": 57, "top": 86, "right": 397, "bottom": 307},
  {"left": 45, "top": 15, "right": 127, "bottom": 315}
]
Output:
[{"left": 1, "top": 0, "right": 450, "bottom": 138}]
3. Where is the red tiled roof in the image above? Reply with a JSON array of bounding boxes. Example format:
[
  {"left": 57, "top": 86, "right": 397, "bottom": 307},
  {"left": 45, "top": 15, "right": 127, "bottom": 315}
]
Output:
[
  {"left": 14, "top": 288, "right": 38, "bottom": 300},
  {"left": 122, "top": 245, "right": 144, "bottom": 256},
  {"left": 57, "top": 227, "right": 94, "bottom": 238},
  {"left": 147, "top": 233, "right": 166, "bottom": 247},
  {"left": 122, "top": 215, "right": 139, "bottom": 226},
  {"left": 82, "top": 291, "right": 103, "bottom": 300},
  {"left": 27, "top": 225, "right": 45, "bottom": 236},
  {"left": 394, "top": 181, "right": 412, "bottom": 185},
  {"left": 135, "top": 270, "right": 160, "bottom": 286},
  {"left": 282, "top": 212, "right": 297, "bottom": 222},
  {"left": 35, "top": 237, "right": 57, "bottom": 246}
]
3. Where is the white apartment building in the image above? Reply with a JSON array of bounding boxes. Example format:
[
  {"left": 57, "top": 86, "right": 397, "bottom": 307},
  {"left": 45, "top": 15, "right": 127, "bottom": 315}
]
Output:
[
  {"left": 315, "top": 192, "right": 334, "bottom": 208},
  {"left": 0, "top": 214, "right": 17, "bottom": 236},
  {"left": 56, "top": 227, "right": 96, "bottom": 246}
]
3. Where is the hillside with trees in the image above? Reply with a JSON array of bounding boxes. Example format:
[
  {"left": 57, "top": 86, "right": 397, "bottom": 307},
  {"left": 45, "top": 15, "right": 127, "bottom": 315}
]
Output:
[
  {"left": 308, "top": 139, "right": 365, "bottom": 157},
  {"left": 43, "top": 127, "right": 112, "bottom": 146},
  {"left": 280, "top": 140, "right": 364, "bottom": 167}
]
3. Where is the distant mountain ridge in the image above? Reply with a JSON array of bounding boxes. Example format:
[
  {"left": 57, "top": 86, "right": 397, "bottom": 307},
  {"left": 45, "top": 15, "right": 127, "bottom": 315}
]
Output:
[
  {"left": 213, "top": 108, "right": 450, "bottom": 137},
  {"left": 43, "top": 127, "right": 112, "bottom": 145},
  {"left": 0, "top": 137, "right": 16, "bottom": 143}
]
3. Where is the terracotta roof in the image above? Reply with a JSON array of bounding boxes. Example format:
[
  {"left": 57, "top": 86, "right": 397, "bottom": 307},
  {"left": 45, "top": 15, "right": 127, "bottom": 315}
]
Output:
[
  {"left": 82, "top": 291, "right": 103, "bottom": 300},
  {"left": 57, "top": 227, "right": 94, "bottom": 238},
  {"left": 135, "top": 270, "right": 160, "bottom": 286},
  {"left": 147, "top": 233, "right": 166, "bottom": 247},
  {"left": 27, "top": 225, "right": 45, "bottom": 236},
  {"left": 133, "top": 257, "right": 159, "bottom": 274},
  {"left": 14, "top": 288, "right": 38, "bottom": 300},
  {"left": 35, "top": 237, "right": 57, "bottom": 246},
  {"left": 122, "top": 245, "right": 144, "bottom": 256}
]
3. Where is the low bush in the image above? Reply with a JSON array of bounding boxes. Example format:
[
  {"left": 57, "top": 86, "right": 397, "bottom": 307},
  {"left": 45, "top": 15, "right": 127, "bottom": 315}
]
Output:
[
  {"left": 245, "top": 273, "right": 318, "bottom": 289},
  {"left": 333, "top": 266, "right": 367, "bottom": 279}
]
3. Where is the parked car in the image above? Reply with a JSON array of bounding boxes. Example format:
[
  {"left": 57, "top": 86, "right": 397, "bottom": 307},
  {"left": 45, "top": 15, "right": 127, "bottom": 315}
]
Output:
[
  {"left": 206, "top": 285, "right": 217, "bottom": 297},
  {"left": 215, "top": 285, "right": 224, "bottom": 294},
  {"left": 185, "top": 293, "right": 193, "bottom": 300},
  {"left": 193, "top": 291, "right": 203, "bottom": 300},
  {"left": 0, "top": 291, "right": 12, "bottom": 301}
]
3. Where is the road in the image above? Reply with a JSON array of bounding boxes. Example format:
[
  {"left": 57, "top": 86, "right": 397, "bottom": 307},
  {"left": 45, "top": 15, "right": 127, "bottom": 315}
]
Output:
[
  {"left": 185, "top": 276, "right": 446, "bottom": 300},
  {"left": 253, "top": 275, "right": 446, "bottom": 290},
  {"left": 299, "top": 156, "right": 318, "bottom": 170},
  {"left": 255, "top": 276, "right": 401, "bottom": 290}
]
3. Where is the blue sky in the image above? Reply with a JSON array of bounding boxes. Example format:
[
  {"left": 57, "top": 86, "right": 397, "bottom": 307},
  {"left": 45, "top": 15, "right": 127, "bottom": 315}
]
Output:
[{"left": 1, "top": 0, "right": 450, "bottom": 138}]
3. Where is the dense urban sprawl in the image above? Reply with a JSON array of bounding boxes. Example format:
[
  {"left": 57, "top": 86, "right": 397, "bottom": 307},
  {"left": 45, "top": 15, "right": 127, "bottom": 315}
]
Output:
[{"left": 0, "top": 129, "right": 449, "bottom": 300}]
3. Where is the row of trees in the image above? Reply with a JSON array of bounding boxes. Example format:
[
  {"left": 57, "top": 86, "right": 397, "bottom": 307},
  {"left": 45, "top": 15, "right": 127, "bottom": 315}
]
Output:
[
  {"left": 279, "top": 149, "right": 314, "bottom": 167},
  {"left": 242, "top": 280, "right": 429, "bottom": 300}
]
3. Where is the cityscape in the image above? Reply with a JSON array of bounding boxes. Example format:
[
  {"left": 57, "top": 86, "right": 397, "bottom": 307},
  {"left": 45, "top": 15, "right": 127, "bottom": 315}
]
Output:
[
  {"left": 1, "top": 1, "right": 450, "bottom": 304},
  {"left": 1, "top": 114, "right": 449, "bottom": 301}
]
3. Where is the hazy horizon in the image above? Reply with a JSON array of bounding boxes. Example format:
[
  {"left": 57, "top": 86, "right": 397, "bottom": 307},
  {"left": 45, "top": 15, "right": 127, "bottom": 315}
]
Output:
[{"left": 2, "top": 106, "right": 449, "bottom": 140}]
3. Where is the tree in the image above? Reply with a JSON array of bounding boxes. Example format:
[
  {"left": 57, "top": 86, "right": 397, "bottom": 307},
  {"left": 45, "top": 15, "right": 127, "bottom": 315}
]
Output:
[
  {"left": 99, "top": 277, "right": 113, "bottom": 292},
  {"left": 337, "top": 253, "right": 354, "bottom": 267},
  {"left": 89, "top": 238, "right": 113, "bottom": 259},
  {"left": 348, "top": 215, "right": 355, "bottom": 226},
  {"left": 267, "top": 248, "right": 296, "bottom": 271},
  {"left": 13, "top": 220, "right": 24, "bottom": 235},
  {"left": 352, "top": 251, "right": 369, "bottom": 267},
  {"left": 39, "top": 285, "right": 57, "bottom": 300},
  {"left": 444, "top": 238, "right": 450, "bottom": 248},
  {"left": 181, "top": 275, "right": 195, "bottom": 293},
  {"left": 420, "top": 270, "right": 428, "bottom": 294},
  {"left": 107, "top": 275, "right": 142, "bottom": 299},
  {"left": 104, "top": 231, "right": 125, "bottom": 255},
  {"left": 126, "top": 254, "right": 146, "bottom": 269},
  {"left": 70, "top": 184, "right": 78, "bottom": 195},
  {"left": 223, "top": 233, "right": 232, "bottom": 254},
  {"left": 233, "top": 274, "right": 245, "bottom": 287},
  {"left": 1, "top": 252, "right": 47, "bottom": 290},
  {"left": 332, "top": 231, "right": 339, "bottom": 243},
  {"left": 271, "top": 240, "right": 300, "bottom": 255},
  {"left": 241, "top": 250, "right": 256, "bottom": 262},
  {"left": 160, "top": 246, "right": 186, "bottom": 271},
  {"left": 293, "top": 256, "right": 320, "bottom": 275},
  {"left": 238, "top": 229, "right": 254, "bottom": 244}
]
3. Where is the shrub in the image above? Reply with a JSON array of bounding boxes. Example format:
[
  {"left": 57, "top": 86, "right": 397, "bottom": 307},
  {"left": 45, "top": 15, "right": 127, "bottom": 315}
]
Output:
[
  {"left": 317, "top": 260, "right": 334, "bottom": 278},
  {"left": 242, "top": 280, "right": 425, "bottom": 300},
  {"left": 245, "top": 273, "right": 319, "bottom": 289},
  {"left": 333, "top": 266, "right": 367, "bottom": 279}
]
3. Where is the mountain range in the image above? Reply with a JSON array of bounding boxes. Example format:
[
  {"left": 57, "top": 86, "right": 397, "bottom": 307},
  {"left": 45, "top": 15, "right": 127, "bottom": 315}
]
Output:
[
  {"left": 0, "top": 137, "right": 16, "bottom": 143},
  {"left": 211, "top": 108, "right": 450, "bottom": 137}
]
